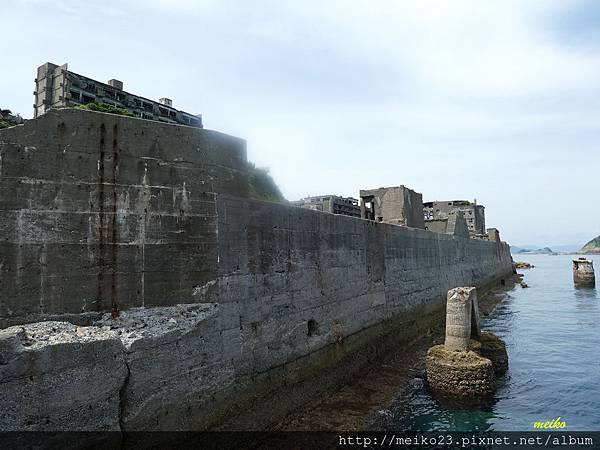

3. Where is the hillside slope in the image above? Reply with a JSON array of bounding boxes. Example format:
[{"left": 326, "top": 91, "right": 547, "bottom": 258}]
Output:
[{"left": 581, "top": 236, "right": 600, "bottom": 254}]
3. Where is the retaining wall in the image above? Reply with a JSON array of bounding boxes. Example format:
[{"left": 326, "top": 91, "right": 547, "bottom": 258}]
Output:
[
  {"left": 0, "top": 109, "right": 246, "bottom": 323},
  {"left": 0, "top": 110, "right": 513, "bottom": 430}
]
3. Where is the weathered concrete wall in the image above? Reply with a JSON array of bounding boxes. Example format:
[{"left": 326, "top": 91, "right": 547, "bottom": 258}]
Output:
[
  {"left": 215, "top": 196, "right": 511, "bottom": 374},
  {"left": 0, "top": 109, "right": 247, "bottom": 325},
  {"left": 0, "top": 110, "right": 513, "bottom": 430},
  {"left": 0, "top": 206, "right": 512, "bottom": 430}
]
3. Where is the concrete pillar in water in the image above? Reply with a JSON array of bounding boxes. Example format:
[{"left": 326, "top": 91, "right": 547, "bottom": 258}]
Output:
[
  {"left": 426, "top": 286, "right": 508, "bottom": 400},
  {"left": 573, "top": 258, "right": 595, "bottom": 286},
  {"left": 444, "top": 287, "right": 476, "bottom": 351}
]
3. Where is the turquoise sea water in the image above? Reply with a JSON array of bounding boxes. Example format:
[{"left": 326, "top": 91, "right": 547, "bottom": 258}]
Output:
[{"left": 383, "top": 254, "right": 600, "bottom": 431}]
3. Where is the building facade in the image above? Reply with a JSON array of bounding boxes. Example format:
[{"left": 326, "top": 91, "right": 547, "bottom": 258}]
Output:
[
  {"left": 359, "top": 186, "right": 425, "bottom": 228},
  {"left": 423, "top": 200, "right": 485, "bottom": 236},
  {"left": 292, "top": 195, "right": 361, "bottom": 217},
  {"left": 423, "top": 210, "right": 470, "bottom": 238},
  {"left": 33, "top": 62, "right": 202, "bottom": 128}
]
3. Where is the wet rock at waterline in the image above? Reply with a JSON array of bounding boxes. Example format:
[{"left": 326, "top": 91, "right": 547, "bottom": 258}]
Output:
[
  {"left": 477, "top": 331, "right": 509, "bottom": 376},
  {"left": 425, "top": 345, "right": 496, "bottom": 399}
]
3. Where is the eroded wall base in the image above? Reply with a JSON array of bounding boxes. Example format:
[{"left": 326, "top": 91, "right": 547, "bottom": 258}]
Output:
[{"left": 0, "top": 276, "right": 509, "bottom": 432}]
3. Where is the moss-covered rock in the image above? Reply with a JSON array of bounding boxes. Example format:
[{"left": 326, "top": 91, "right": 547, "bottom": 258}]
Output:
[
  {"left": 477, "top": 332, "right": 508, "bottom": 375},
  {"left": 75, "top": 102, "right": 134, "bottom": 117},
  {"left": 426, "top": 345, "right": 496, "bottom": 399}
]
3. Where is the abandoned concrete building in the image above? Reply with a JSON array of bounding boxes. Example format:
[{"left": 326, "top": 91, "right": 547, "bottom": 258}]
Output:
[
  {"left": 359, "top": 186, "right": 425, "bottom": 229},
  {"left": 423, "top": 210, "right": 470, "bottom": 237},
  {"left": 486, "top": 228, "right": 501, "bottom": 242},
  {"left": 33, "top": 62, "right": 203, "bottom": 128},
  {"left": 423, "top": 200, "right": 486, "bottom": 236},
  {"left": 292, "top": 195, "right": 361, "bottom": 217}
]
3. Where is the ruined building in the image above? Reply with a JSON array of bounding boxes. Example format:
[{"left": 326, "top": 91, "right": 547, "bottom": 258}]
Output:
[
  {"left": 423, "top": 200, "right": 485, "bottom": 236},
  {"left": 360, "top": 186, "right": 425, "bottom": 228},
  {"left": 34, "top": 62, "right": 203, "bottom": 128},
  {"left": 292, "top": 195, "right": 360, "bottom": 217},
  {"left": 424, "top": 210, "right": 470, "bottom": 238}
]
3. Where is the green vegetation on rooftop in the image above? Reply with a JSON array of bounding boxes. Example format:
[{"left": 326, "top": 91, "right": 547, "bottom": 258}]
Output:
[
  {"left": 75, "top": 102, "right": 134, "bottom": 117},
  {"left": 0, "top": 108, "right": 23, "bottom": 129}
]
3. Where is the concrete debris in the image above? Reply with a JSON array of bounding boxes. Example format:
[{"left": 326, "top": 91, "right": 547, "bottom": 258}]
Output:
[{"left": 93, "top": 303, "right": 218, "bottom": 350}]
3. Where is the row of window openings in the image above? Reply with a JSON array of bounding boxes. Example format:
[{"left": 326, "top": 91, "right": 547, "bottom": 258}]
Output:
[
  {"left": 432, "top": 208, "right": 474, "bottom": 215},
  {"left": 69, "top": 90, "right": 199, "bottom": 125},
  {"left": 70, "top": 90, "right": 159, "bottom": 113}
]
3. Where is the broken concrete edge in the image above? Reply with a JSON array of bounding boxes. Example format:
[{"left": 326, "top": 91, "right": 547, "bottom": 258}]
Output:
[
  {"left": 0, "top": 321, "right": 127, "bottom": 431},
  {"left": 1, "top": 299, "right": 217, "bottom": 334},
  {"left": 94, "top": 302, "right": 219, "bottom": 351},
  {"left": 0, "top": 311, "right": 104, "bottom": 330},
  {"left": 0, "top": 302, "right": 219, "bottom": 357},
  {"left": 0, "top": 303, "right": 218, "bottom": 431}
]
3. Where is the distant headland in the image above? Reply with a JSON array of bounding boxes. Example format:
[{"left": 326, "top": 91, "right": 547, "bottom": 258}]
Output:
[{"left": 581, "top": 236, "right": 600, "bottom": 254}]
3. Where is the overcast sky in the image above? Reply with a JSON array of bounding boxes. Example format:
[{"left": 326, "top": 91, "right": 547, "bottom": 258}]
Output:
[{"left": 2, "top": 0, "right": 599, "bottom": 247}]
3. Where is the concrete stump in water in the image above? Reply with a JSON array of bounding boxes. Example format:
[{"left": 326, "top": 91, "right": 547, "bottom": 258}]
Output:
[
  {"left": 444, "top": 287, "right": 476, "bottom": 351},
  {"left": 426, "top": 345, "right": 496, "bottom": 399},
  {"left": 573, "top": 258, "right": 595, "bottom": 286},
  {"left": 426, "top": 286, "right": 508, "bottom": 400}
]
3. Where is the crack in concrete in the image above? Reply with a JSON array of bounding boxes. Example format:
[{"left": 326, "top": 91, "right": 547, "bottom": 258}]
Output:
[{"left": 118, "top": 357, "right": 131, "bottom": 435}]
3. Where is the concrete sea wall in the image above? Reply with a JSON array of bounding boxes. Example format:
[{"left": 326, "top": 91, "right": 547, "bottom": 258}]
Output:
[
  {"left": 0, "top": 109, "right": 247, "bottom": 324},
  {"left": 0, "top": 110, "right": 513, "bottom": 430}
]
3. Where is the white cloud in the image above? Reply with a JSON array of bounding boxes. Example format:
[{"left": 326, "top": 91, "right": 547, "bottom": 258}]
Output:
[
  {"left": 2, "top": 0, "right": 599, "bottom": 245},
  {"left": 273, "top": 0, "right": 600, "bottom": 98}
]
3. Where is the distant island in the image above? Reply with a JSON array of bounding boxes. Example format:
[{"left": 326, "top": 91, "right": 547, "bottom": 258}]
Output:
[
  {"left": 512, "top": 246, "right": 556, "bottom": 255},
  {"left": 581, "top": 236, "right": 600, "bottom": 254}
]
